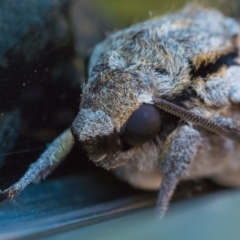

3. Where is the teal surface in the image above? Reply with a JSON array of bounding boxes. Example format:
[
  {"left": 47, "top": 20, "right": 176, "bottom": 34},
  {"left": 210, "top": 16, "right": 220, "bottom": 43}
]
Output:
[{"left": 46, "top": 190, "right": 240, "bottom": 240}]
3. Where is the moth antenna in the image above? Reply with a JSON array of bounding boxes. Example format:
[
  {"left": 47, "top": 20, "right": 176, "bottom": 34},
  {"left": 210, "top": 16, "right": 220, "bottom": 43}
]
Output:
[{"left": 153, "top": 97, "right": 240, "bottom": 144}]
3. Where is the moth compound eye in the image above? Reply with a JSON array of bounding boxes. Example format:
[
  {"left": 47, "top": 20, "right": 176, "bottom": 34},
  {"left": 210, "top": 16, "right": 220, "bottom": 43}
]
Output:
[{"left": 120, "top": 104, "right": 162, "bottom": 146}]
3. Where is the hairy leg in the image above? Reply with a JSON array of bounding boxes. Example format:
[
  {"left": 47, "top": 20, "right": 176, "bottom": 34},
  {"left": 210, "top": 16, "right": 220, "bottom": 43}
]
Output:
[
  {"left": 0, "top": 128, "right": 74, "bottom": 201},
  {"left": 156, "top": 125, "right": 201, "bottom": 218}
]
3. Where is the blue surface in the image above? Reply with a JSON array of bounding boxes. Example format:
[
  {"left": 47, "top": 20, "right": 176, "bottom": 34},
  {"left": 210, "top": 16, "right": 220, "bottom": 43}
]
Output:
[{"left": 45, "top": 190, "right": 240, "bottom": 240}]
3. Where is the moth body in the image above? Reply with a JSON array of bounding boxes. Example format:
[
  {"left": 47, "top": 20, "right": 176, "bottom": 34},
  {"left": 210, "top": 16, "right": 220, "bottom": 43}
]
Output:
[{"left": 73, "top": 5, "right": 240, "bottom": 189}]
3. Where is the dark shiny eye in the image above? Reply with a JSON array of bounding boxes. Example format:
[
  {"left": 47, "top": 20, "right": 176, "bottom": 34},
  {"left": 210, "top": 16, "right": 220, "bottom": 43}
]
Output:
[{"left": 120, "top": 103, "right": 162, "bottom": 146}]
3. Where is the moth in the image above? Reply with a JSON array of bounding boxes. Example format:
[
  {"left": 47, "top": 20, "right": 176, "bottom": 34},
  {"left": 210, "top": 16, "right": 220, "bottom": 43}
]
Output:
[{"left": 1, "top": 5, "right": 240, "bottom": 218}]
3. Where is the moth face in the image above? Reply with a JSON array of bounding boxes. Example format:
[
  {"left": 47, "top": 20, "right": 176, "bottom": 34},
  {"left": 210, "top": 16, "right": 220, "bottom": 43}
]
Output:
[
  {"left": 71, "top": 39, "right": 190, "bottom": 168},
  {"left": 71, "top": 67, "right": 164, "bottom": 169}
]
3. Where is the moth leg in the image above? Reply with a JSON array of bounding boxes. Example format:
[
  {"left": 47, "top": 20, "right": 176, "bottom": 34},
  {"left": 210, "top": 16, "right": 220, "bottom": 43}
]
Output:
[
  {"left": 0, "top": 128, "right": 74, "bottom": 202},
  {"left": 157, "top": 125, "right": 201, "bottom": 218}
]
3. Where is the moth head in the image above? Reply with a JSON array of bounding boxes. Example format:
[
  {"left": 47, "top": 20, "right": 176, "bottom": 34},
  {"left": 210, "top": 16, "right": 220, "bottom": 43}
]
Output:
[
  {"left": 71, "top": 103, "right": 162, "bottom": 162},
  {"left": 71, "top": 42, "right": 240, "bottom": 170},
  {"left": 71, "top": 52, "right": 165, "bottom": 169}
]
